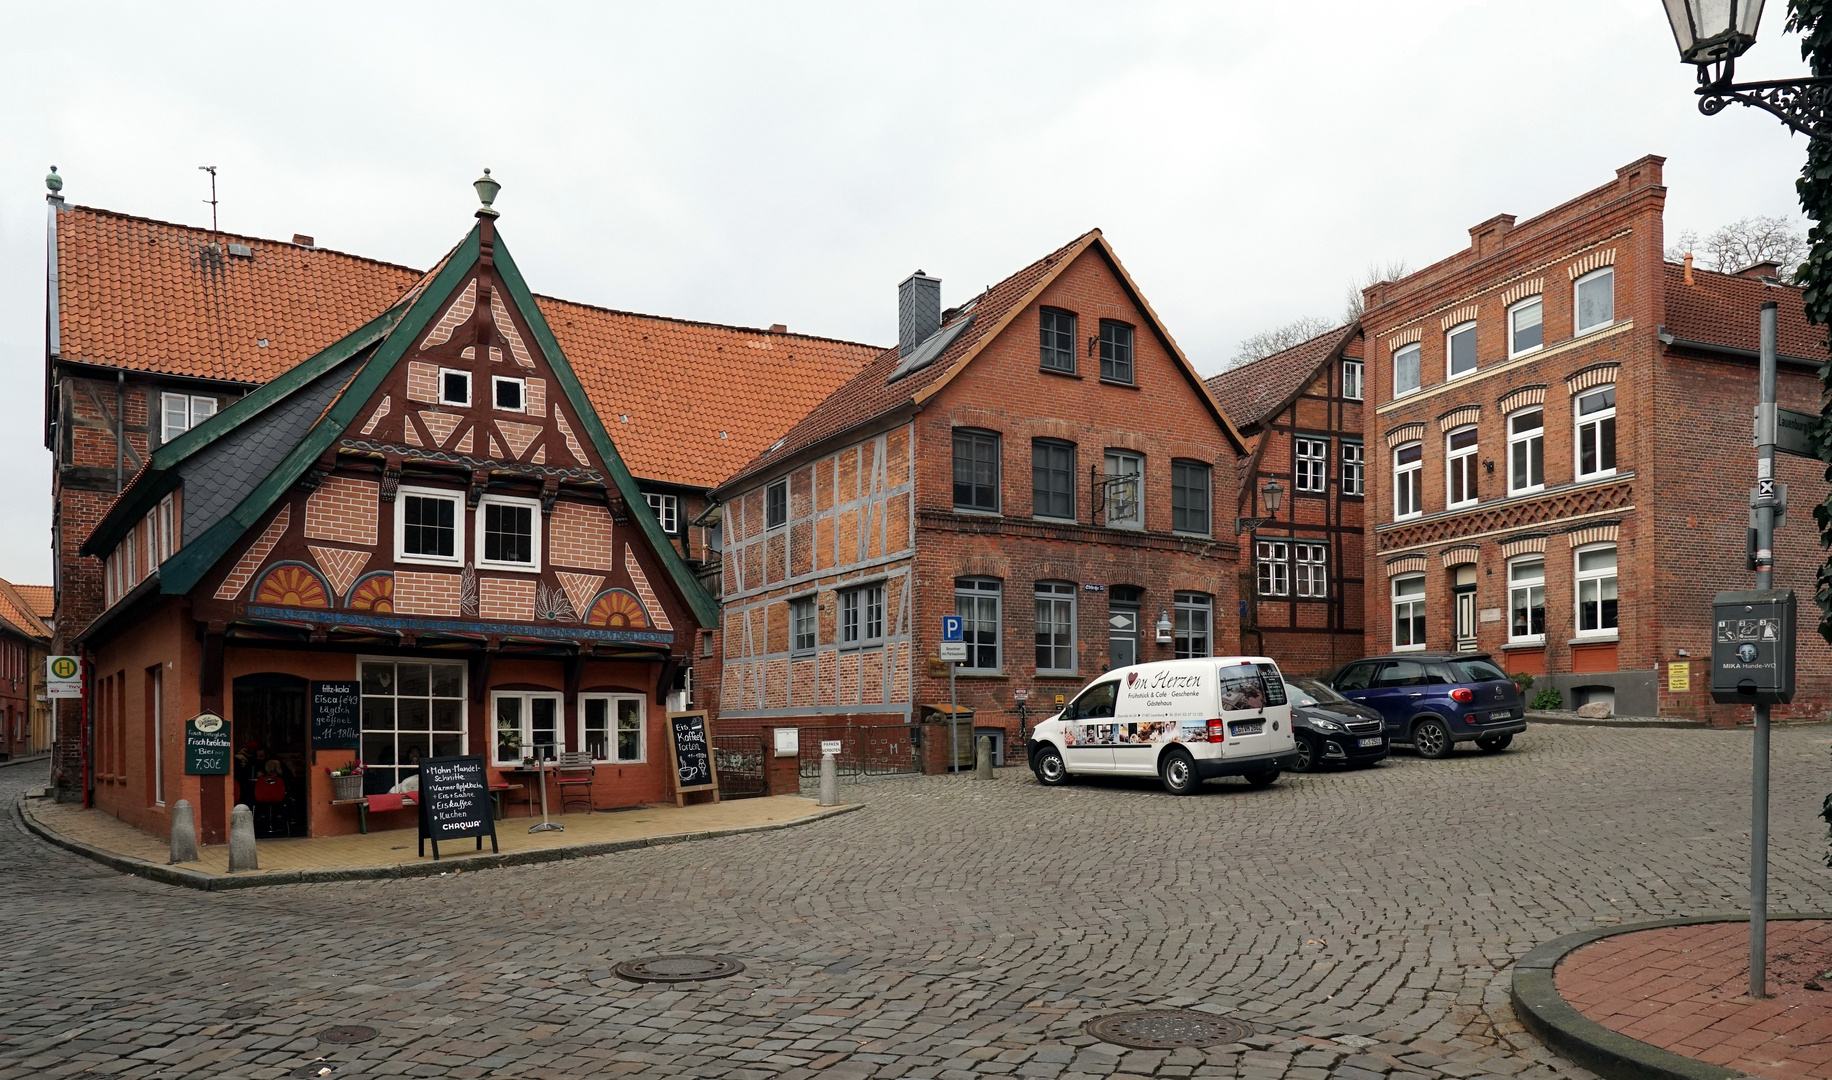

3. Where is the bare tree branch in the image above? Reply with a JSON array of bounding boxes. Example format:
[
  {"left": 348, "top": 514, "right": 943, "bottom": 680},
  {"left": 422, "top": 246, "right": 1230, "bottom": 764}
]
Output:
[
  {"left": 1228, "top": 315, "right": 1337, "bottom": 369},
  {"left": 1666, "top": 216, "right": 1806, "bottom": 281}
]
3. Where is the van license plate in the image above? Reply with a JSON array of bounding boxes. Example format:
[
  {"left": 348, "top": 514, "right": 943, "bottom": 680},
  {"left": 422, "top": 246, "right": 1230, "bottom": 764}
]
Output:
[
  {"left": 1357, "top": 737, "right": 1382, "bottom": 748},
  {"left": 1229, "top": 720, "right": 1264, "bottom": 736},
  {"left": 1489, "top": 710, "right": 1513, "bottom": 721}
]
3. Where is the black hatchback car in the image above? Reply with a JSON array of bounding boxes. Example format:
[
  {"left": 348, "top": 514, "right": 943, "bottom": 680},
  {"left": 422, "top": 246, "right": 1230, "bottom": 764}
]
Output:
[
  {"left": 1328, "top": 653, "right": 1525, "bottom": 759},
  {"left": 1285, "top": 678, "right": 1388, "bottom": 771}
]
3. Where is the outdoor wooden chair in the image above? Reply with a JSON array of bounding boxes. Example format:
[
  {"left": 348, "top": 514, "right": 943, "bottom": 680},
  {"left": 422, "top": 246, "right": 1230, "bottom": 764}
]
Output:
[{"left": 554, "top": 751, "right": 595, "bottom": 813}]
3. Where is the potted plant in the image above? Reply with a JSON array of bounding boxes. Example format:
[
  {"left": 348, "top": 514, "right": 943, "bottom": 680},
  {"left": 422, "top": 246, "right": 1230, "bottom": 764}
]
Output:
[{"left": 328, "top": 760, "right": 365, "bottom": 801}]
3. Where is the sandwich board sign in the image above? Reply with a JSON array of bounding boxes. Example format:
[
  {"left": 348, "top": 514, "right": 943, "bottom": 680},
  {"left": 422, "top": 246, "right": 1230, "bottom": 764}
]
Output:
[{"left": 47, "top": 655, "right": 82, "bottom": 699}]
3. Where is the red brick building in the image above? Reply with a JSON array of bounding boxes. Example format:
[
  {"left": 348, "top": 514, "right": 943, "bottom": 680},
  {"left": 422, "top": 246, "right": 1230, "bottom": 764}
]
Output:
[
  {"left": 710, "top": 231, "right": 1248, "bottom": 757},
  {"left": 0, "top": 578, "right": 53, "bottom": 759},
  {"left": 1359, "top": 155, "right": 1829, "bottom": 721},
  {"left": 75, "top": 199, "right": 722, "bottom": 842},
  {"left": 42, "top": 178, "right": 880, "bottom": 799},
  {"left": 1207, "top": 325, "right": 1367, "bottom": 675}
]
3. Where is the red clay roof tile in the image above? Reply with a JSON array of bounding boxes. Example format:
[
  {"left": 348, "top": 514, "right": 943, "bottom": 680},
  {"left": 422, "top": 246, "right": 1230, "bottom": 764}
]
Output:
[
  {"left": 1205, "top": 324, "right": 1355, "bottom": 432},
  {"left": 54, "top": 205, "right": 882, "bottom": 489},
  {"left": 1663, "top": 262, "right": 1821, "bottom": 359}
]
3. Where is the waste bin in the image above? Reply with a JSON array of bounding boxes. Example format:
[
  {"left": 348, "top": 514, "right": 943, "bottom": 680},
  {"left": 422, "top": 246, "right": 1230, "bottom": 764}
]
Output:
[{"left": 919, "top": 704, "right": 975, "bottom": 769}]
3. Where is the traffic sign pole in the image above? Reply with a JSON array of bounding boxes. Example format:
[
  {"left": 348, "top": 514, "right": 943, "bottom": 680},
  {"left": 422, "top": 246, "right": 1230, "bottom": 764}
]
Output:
[{"left": 1750, "top": 301, "right": 1779, "bottom": 998}]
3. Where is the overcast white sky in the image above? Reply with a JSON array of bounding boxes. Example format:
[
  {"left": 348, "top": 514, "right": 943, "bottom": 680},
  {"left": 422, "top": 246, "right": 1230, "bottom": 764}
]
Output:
[{"left": 0, "top": 1, "right": 1815, "bottom": 585}]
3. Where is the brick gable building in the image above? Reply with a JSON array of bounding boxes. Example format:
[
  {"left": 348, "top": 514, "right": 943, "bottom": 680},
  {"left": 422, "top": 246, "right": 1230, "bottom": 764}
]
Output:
[
  {"left": 43, "top": 180, "right": 880, "bottom": 799},
  {"left": 710, "top": 231, "right": 1247, "bottom": 755},
  {"left": 1359, "top": 155, "right": 1829, "bottom": 721},
  {"left": 1207, "top": 325, "right": 1368, "bottom": 676}
]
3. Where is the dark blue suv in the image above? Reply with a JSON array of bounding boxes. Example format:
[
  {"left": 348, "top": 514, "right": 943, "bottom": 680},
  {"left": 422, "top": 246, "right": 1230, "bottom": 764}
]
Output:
[{"left": 1328, "top": 653, "right": 1525, "bottom": 759}]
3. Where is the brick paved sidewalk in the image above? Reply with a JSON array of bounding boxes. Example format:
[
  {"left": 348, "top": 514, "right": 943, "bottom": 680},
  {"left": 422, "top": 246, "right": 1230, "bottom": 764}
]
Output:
[
  {"left": 1555, "top": 919, "right": 1832, "bottom": 1079},
  {"left": 23, "top": 791, "right": 841, "bottom": 878}
]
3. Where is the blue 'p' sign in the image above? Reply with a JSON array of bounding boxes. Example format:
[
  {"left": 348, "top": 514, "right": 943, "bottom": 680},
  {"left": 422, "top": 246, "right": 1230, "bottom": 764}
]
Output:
[{"left": 941, "top": 615, "right": 963, "bottom": 642}]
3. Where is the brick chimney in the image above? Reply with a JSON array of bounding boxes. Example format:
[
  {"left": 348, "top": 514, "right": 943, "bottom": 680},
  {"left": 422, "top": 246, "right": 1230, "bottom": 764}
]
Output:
[
  {"left": 898, "top": 270, "right": 941, "bottom": 357},
  {"left": 1736, "top": 260, "right": 1783, "bottom": 281},
  {"left": 1469, "top": 214, "right": 1517, "bottom": 258}
]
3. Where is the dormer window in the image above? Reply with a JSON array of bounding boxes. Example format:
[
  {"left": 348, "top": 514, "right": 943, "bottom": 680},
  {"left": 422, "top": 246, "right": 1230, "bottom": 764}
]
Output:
[
  {"left": 439, "top": 368, "right": 471, "bottom": 406},
  {"left": 493, "top": 376, "right": 525, "bottom": 412}
]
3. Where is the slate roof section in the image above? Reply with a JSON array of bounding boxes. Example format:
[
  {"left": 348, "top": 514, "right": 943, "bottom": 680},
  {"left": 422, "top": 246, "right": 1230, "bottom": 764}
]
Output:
[
  {"left": 178, "top": 357, "right": 364, "bottom": 546},
  {"left": 53, "top": 204, "right": 882, "bottom": 488},
  {"left": 1662, "top": 263, "right": 1821, "bottom": 359},
  {"left": 718, "top": 229, "right": 1244, "bottom": 493},
  {"left": 1205, "top": 324, "right": 1356, "bottom": 434}
]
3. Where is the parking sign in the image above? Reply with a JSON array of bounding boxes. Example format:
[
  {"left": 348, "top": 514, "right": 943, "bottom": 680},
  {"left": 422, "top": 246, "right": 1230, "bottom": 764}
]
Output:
[{"left": 941, "top": 616, "right": 962, "bottom": 642}]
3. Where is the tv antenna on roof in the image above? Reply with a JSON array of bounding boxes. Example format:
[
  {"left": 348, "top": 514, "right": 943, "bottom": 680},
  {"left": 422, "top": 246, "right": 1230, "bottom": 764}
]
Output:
[{"left": 198, "top": 165, "right": 218, "bottom": 233}]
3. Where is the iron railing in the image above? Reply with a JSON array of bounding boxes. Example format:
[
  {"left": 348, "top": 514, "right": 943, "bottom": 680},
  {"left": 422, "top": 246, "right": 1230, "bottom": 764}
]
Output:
[{"left": 793, "top": 723, "right": 921, "bottom": 779}]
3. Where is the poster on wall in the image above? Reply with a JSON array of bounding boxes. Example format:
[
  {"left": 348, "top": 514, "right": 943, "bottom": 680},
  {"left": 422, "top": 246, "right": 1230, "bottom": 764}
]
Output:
[
  {"left": 310, "top": 681, "right": 361, "bottom": 750},
  {"left": 184, "top": 713, "right": 232, "bottom": 775}
]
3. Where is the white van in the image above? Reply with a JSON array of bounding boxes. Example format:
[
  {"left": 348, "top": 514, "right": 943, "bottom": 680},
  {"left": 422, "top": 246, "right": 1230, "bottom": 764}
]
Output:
[{"left": 1025, "top": 656, "right": 1298, "bottom": 795}]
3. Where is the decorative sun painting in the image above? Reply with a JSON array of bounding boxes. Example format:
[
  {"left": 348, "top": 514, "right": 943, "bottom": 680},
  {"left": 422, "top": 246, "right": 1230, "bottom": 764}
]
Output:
[
  {"left": 254, "top": 563, "right": 331, "bottom": 609},
  {"left": 586, "top": 589, "right": 650, "bottom": 628},
  {"left": 348, "top": 572, "right": 395, "bottom": 614}
]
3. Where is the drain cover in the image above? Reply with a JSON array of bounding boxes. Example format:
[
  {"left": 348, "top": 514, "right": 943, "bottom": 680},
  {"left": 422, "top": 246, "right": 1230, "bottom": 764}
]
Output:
[
  {"left": 613, "top": 954, "right": 746, "bottom": 983},
  {"left": 317, "top": 1025, "right": 378, "bottom": 1045},
  {"left": 1083, "top": 1009, "right": 1253, "bottom": 1049},
  {"left": 223, "top": 1003, "right": 263, "bottom": 1020}
]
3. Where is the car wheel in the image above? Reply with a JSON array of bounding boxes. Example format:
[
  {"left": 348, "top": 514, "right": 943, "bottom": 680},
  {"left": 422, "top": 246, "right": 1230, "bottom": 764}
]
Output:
[
  {"left": 1289, "top": 735, "right": 1316, "bottom": 773},
  {"left": 1244, "top": 770, "right": 1280, "bottom": 787},
  {"left": 1034, "top": 746, "right": 1071, "bottom": 786},
  {"left": 1159, "top": 748, "right": 1199, "bottom": 795},
  {"left": 1476, "top": 733, "right": 1513, "bottom": 752},
  {"left": 1412, "top": 718, "right": 1453, "bottom": 759}
]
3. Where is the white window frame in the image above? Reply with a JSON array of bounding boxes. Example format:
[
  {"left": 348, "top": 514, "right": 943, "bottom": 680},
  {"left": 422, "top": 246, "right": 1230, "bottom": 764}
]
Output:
[
  {"left": 492, "top": 690, "right": 563, "bottom": 766},
  {"left": 1392, "top": 574, "right": 1426, "bottom": 652},
  {"left": 1574, "top": 266, "right": 1615, "bottom": 335},
  {"left": 1294, "top": 438, "right": 1328, "bottom": 493},
  {"left": 1256, "top": 540, "right": 1290, "bottom": 597},
  {"left": 395, "top": 485, "right": 466, "bottom": 567},
  {"left": 1103, "top": 450, "right": 1144, "bottom": 530},
  {"left": 438, "top": 367, "right": 472, "bottom": 406},
  {"left": 1574, "top": 543, "right": 1619, "bottom": 640},
  {"left": 361, "top": 657, "right": 469, "bottom": 788},
  {"left": 150, "top": 666, "right": 164, "bottom": 806},
  {"left": 1342, "top": 359, "right": 1363, "bottom": 401},
  {"left": 581, "top": 692, "right": 646, "bottom": 764},
  {"left": 1393, "top": 342, "right": 1421, "bottom": 398},
  {"left": 645, "top": 492, "right": 680, "bottom": 534},
  {"left": 1393, "top": 441, "right": 1423, "bottom": 520},
  {"left": 161, "top": 392, "right": 218, "bottom": 442},
  {"left": 1508, "top": 296, "right": 1544, "bottom": 358},
  {"left": 955, "top": 577, "right": 1002, "bottom": 673},
  {"left": 1508, "top": 555, "right": 1546, "bottom": 645},
  {"left": 158, "top": 494, "right": 175, "bottom": 561},
  {"left": 492, "top": 375, "right": 527, "bottom": 413},
  {"left": 1445, "top": 320, "right": 1478, "bottom": 380},
  {"left": 475, "top": 492, "right": 542, "bottom": 573},
  {"left": 1507, "top": 408, "right": 1545, "bottom": 495},
  {"left": 1341, "top": 442, "right": 1364, "bottom": 496},
  {"left": 1294, "top": 541, "right": 1328, "bottom": 599},
  {"left": 1574, "top": 386, "right": 1617, "bottom": 481},
  {"left": 1034, "top": 581, "right": 1077, "bottom": 675},
  {"left": 1445, "top": 426, "right": 1478, "bottom": 509}
]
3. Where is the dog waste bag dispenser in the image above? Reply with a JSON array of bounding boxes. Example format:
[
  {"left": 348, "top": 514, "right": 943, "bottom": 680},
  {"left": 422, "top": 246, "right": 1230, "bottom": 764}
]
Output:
[{"left": 1710, "top": 589, "right": 1796, "bottom": 706}]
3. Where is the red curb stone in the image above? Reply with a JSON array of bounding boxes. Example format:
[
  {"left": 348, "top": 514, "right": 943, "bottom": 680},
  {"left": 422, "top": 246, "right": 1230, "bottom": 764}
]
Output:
[{"left": 1556, "top": 920, "right": 1832, "bottom": 1080}]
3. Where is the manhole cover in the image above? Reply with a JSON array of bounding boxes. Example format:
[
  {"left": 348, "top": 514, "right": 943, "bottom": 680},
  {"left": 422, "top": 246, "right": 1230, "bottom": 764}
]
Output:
[
  {"left": 613, "top": 954, "right": 746, "bottom": 983},
  {"left": 223, "top": 1003, "right": 263, "bottom": 1020},
  {"left": 1083, "top": 1009, "right": 1253, "bottom": 1049},
  {"left": 317, "top": 1025, "right": 378, "bottom": 1045}
]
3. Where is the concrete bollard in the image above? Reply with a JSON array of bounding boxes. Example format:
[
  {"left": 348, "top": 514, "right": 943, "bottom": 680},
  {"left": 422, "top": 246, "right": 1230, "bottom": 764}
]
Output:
[
  {"left": 818, "top": 752, "right": 838, "bottom": 807},
  {"left": 976, "top": 736, "right": 993, "bottom": 779},
  {"left": 228, "top": 804, "right": 258, "bottom": 873},
  {"left": 168, "top": 799, "right": 199, "bottom": 864}
]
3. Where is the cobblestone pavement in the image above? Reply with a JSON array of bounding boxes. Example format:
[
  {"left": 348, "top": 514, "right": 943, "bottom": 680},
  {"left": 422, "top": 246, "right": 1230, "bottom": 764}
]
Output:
[{"left": 3, "top": 725, "right": 1829, "bottom": 1080}]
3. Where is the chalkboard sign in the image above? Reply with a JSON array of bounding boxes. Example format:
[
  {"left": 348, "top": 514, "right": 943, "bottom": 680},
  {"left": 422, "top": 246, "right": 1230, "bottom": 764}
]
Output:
[
  {"left": 665, "top": 710, "right": 718, "bottom": 806},
  {"left": 184, "top": 713, "right": 232, "bottom": 775},
  {"left": 310, "top": 681, "right": 361, "bottom": 750},
  {"left": 415, "top": 754, "right": 498, "bottom": 860}
]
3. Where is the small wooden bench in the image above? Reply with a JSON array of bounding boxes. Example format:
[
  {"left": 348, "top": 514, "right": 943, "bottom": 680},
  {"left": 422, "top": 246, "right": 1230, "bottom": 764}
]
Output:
[{"left": 330, "top": 794, "right": 416, "bottom": 834}]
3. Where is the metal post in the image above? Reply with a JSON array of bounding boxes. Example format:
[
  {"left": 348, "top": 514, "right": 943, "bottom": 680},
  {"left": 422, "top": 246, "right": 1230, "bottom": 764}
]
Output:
[
  {"left": 949, "top": 660, "right": 958, "bottom": 773},
  {"left": 1749, "top": 300, "right": 1778, "bottom": 998}
]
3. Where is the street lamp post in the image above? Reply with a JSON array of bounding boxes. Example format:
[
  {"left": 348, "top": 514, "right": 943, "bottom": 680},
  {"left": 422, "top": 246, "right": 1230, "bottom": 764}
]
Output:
[
  {"left": 1661, "top": 1, "right": 1808, "bottom": 999},
  {"left": 1663, "top": 0, "right": 1832, "bottom": 141},
  {"left": 1236, "top": 480, "right": 1284, "bottom": 535}
]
